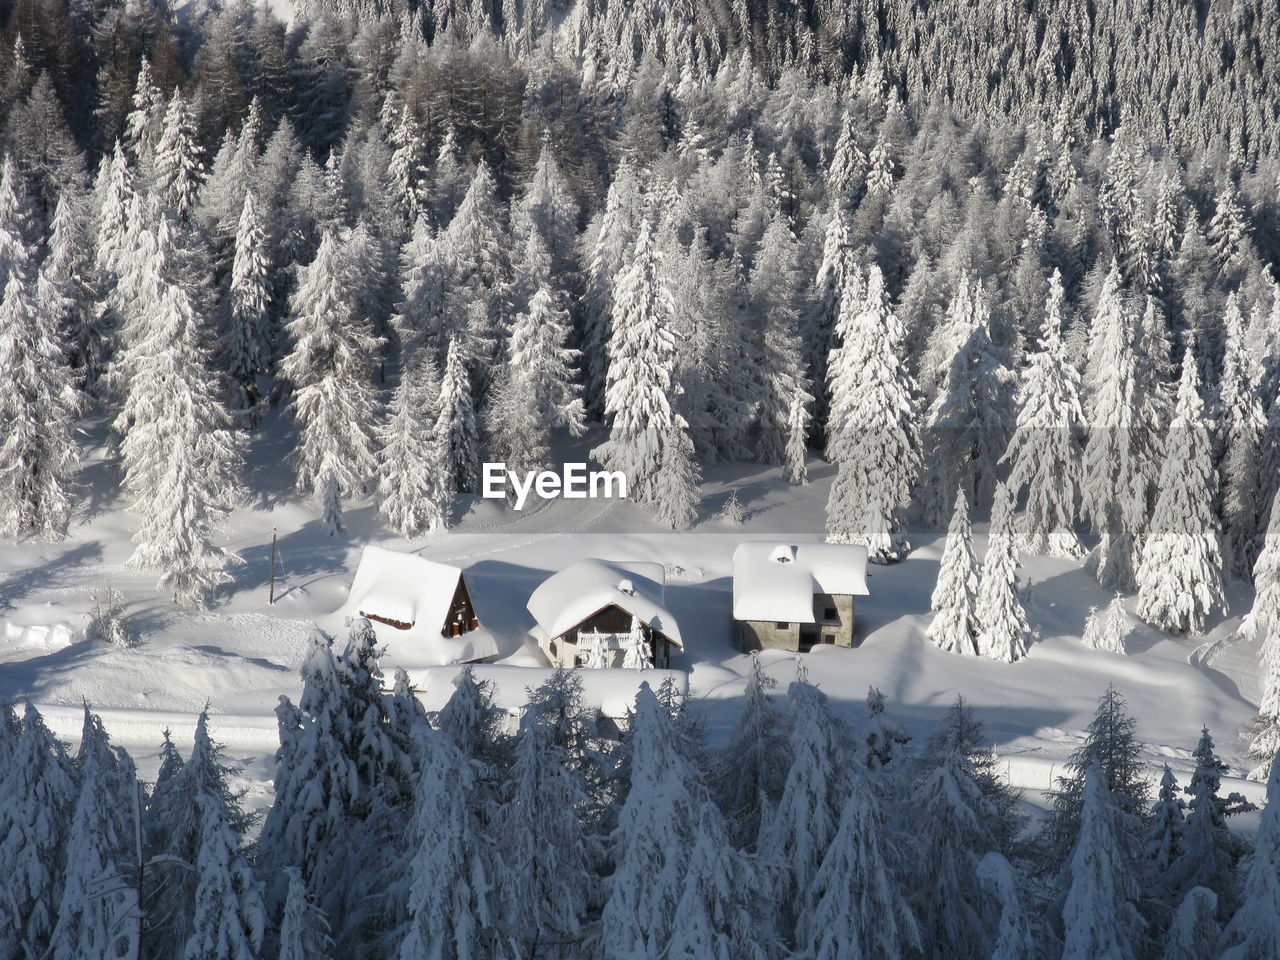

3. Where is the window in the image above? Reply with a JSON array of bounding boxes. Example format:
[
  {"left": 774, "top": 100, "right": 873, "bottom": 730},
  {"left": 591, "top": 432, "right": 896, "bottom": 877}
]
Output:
[
  {"left": 823, "top": 607, "right": 838, "bottom": 621},
  {"left": 824, "top": 634, "right": 836, "bottom": 644},
  {"left": 776, "top": 622, "right": 790, "bottom": 629}
]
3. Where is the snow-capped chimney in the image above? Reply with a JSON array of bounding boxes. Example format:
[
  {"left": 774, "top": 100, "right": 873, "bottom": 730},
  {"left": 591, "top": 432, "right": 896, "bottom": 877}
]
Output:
[
  {"left": 770, "top": 544, "right": 797, "bottom": 564},
  {"left": 617, "top": 578, "right": 635, "bottom": 596}
]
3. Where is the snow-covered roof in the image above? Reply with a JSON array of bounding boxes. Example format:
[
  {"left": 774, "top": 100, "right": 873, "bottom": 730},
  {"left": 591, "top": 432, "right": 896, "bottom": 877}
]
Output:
[
  {"left": 409, "top": 664, "right": 689, "bottom": 718},
  {"left": 526, "top": 559, "right": 683, "bottom": 649},
  {"left": 326, "top": 546, "right": 498, "bottom": 667},
  {"left": 731, "top": 541, "right": 869, "bottom": 623}
]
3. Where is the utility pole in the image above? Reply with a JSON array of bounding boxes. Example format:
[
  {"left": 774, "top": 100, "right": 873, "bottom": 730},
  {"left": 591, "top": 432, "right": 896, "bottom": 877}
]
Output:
[{"left": 269, "top": 527, "right": 279, "bottom": 605}]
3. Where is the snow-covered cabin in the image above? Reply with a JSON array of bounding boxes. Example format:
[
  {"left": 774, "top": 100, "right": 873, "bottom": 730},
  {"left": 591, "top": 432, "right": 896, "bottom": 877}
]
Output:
[
  {"left": 731, "top": 541, "right": 870, "bottom": 652},
  {"left": 526, "top": 559, "right": 683, "bottom": 669},
  {"left": 328, "top": 546, "right": 497, "bottom": 667},
  {"left": 413, "top": 664, "right": 689, "bottom": 737}
]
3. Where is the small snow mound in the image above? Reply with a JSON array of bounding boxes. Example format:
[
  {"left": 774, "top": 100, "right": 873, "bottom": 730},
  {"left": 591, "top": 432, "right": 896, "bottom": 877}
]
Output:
[{"left": 1, "top": 620, "right": 77, "bottom": 662}]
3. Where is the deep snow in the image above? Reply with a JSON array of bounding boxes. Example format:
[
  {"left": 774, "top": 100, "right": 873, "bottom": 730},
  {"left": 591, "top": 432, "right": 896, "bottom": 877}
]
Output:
[{"left": 0, "top": 413, "right": 1270, "bottom": 820}]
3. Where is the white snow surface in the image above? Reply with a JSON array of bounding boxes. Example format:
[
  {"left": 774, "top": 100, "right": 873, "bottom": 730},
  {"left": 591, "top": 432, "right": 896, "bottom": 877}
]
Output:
[
  {"left": 526, "top": 558, "right": 682, "bottom": 646},
  {"left": 322, "top": 545, "right": 499, "bottom": 667},
  {"left": 0, "top": 418, "right": 1271, "bottom": 817},
  {"left": 731, "top": 540, "right": 870, "bottom": 622}
]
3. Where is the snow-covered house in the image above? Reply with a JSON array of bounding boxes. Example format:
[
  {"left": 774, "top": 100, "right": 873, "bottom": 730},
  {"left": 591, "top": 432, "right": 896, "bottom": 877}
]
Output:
[
  {"left": 328, "top": 546, "right": 497, "bottom": 666},
  {"left": 526, "top": 559, "right": 683, "bottom": 669},
  {"left": 732, "top": 542, "right": 870, "bottom": 652}
]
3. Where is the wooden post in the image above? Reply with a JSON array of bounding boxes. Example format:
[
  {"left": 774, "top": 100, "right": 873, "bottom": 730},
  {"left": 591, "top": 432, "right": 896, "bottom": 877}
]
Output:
[{"left": 269, "top": 527, "right": 279, "bottom": 605}]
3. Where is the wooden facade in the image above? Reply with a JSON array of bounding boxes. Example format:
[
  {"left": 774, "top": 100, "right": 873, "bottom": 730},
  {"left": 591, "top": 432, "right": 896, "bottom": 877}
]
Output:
[{"left": 547, "top": 603, "right": 676, "bottom": 669}]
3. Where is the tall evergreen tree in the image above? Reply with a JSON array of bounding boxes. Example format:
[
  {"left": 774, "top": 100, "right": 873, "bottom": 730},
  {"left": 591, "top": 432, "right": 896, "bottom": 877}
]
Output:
[
  {"left": 1218, "top": 747, "right": 1280, "bottom": 960},
  {"left": 976, "top": 481, "right": 1031, "bottom": 663},
  {"left": 377, "top": 350, "right": 450, "bottom": 537},
  {"left": 224, "top": 189, "right": 272, "bottom": 416},
  {"left": 928, "top": 488, "right": 981, "bottom": 656},
  {"left": 435, "top": 335, "right": 480, "bottom": 495}
]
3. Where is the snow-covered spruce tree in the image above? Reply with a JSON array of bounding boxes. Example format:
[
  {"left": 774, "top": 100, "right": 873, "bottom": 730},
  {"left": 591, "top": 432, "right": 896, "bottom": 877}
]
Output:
[
  {"left": 928, "top": 487, "right": 981, "bottom": 655},
  {"left": 0, "top": 240, "right": 81, "bottom": 542},
  {"left": 1082, "top": 263, "right": 1148, "bottom": 591},
  {"left": 511, "top": 133, "right": 580, "bottom": 283},
  {"left": 1136, "top": 357, "right": 1226, "bottom": 635},
  {"left": 49, "top": 708, "right": 140, "bottom": 960},
  {"left": 377, "top": 350, "right": 450, "bottom": 537},
  {"left": 976, "top": 480, "right": 1031, "bottom": 663},
  {"left": 486, "top": 283, "right": 586, "bottom": 481},
  {"left": 600, "top": 681, "right": 707, "bottom": 959},
  {"left": 1083, "top": 594, "right": 1129, "bottom": 653},
  {"left": 862, "top": 685, "right": 912, "bottom": 800},
  {"left": 1220, "top": 295, "right": 1267, "bottom": 580},
  {"left": 391, "top": 215, "right": 452, "bottom": 358},
  {"left": 0, "top": 703, "right": 77, "bottom": 960},
  {"left": 800, "top": 771, "right": 921, "bottom": 960},
  {"left": 1164, "top": 726, "right": 1255, "bottom": 913},
  {"left": 281, "top": 229, "right": 383, "bottom": 516},
  {"left": 1217, "top": 745, "right": 1280, "bottom": 960},
  {"left": 153, "top": 90, "right": 204, "bottom": 221},
  {"left": 1041, "top": 685, "right": 1151, "bottom": 866},
  {"left": 1160, "top": 886, "right": 1219, "bottom": 960},
  {"left": 1004, "top": 269, "right": 1086, "bottom": 557},
  {"left": 437, "top": 664, "right": 508, "bottom": 771},
  {"left": 1143, "top": 766, "right": 1186, "bottom": 886},
  {"left": 581, "top": 160, "right": 641, "bottom": 418},
  {"left": 923, "top": 286, "right": 1016, "bottom": 522},
  {"left": 1057, "top": 764, "right": 1146, "bottom": 960},
  {"left": 1246, "top": 490, "right": 1280, "bottom": 778},
  {"left": 758, "top": 679, "right": 852, "bottom": 935},
  {"left": 118, "top": 217, "right": 243, "bottom": 608},
  {"left": 591, "top": 219, "right": 700, "bottom": 524},
  {"left": 718, "top": 653, "right": 788, "bottom": 847},
  {"left": 435, "top": 335, "right": 480, "bottom": 494},
  {"left": 39, "top": 190, "right": 100, "bottom": 387},
  {"left": 910, "top": 727, "right": 1001, "bottom": 960},
  {"left": 977, "top": 853, "right": 1037, "bottom": 960},
  {"left": 496, "top": 711, "right": 597, "bottom": 957},
  {"left": 748, "top": 213, "right": 814, "bottom": 477},
  {"left": 620, "top": 614, "right": 653, "bottom": 670},
  {"left": 224, "top": 189, "right": 272, "bottom": 416},
  {"left": 824, "top": 261, "right": 920, "bottom": 561},
  {"left": 277, "top": 867, "right": 332, "bottom": 960}
]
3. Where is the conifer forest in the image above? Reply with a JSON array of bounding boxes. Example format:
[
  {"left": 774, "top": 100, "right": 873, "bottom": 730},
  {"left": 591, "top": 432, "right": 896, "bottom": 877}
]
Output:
[{"left": 3, "top": 0, "right": 1280, "bottom": 957}]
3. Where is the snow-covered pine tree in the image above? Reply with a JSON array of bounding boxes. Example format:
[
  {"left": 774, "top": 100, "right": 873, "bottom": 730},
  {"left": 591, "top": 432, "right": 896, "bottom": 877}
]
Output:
[
  {"left": 277, "top": 867, "right": 332, "bottom": 960},
  {"left": 1217, "top": 746, "right": 1280, "bottom": 960},
  {"left": 496, "top": 711, "right": 596, "bottom": 957},
  {"left": 0, "top": 229, "right": 81, "bottom": 541},
  {"left": 1057, "top": 764, "right": 1145, "bottom": 960},
  {"left": 1164, "top": 726, "right": 1255, "bottom": 913},
  {"left": 928, "top": 487, "right": 981, "bottom": 655},
  {"left": 486, "top": 283, "right": 586, "bottom": 483},
  {"left": 976, "top": 480, "right": 1031, "bottom": 663},
  {"left": 581, "top": 161, "right": 641, "bottom": 418},
  {"left": 599, "top": 682, "right": 706, "bottom": 959},
  {"left": 1082, "top": 263, "right": 1147, "bottom": 591},
  {"left": 119, "top": 216, "right": 243, "bottom": 608},
  {"left": 281, "top": 229, "right": 383, "bottom": 511},
  {"left": 1041, "top": 685, "right": 1151, "bottom": 866},
  {"left": 153, "top": 90, "right": 204, "bottom": 221},
  {"left": 0, "top": 703, "right": 77, "bottom": 960},
  {"left": 977, "top": 853, "right": 1037, "bottom": 960},
  {"left": 224, "top": 189, "right": 272, "bottom": 416},
  {"left": 620, "top": 614, "right": 654, "bottom": 670},
  {"left": 1246, "top": 491, "right": 1280, "bottom": 778},
  {"left": 758, "top": 679, "right": 852, "bottom": 935},
  {"left": 511, "top": 132, "right": 580, "bottom": 283},
  {"left": 1136, "top": 357, "right": 1226, "bottom": 635},
  {"left": 666, "top": 798, "right": 773, "bottom": 960},
  {"left": 862, "top": 685, "right": 911, "bottom": 778},
  {"left": 1004, "top": 269, "right": 1085, "bottom": 556},
  {"left": 1143, "top": 766, "right": 1186, "bottom": 885},
  {"left": 824, "top": 261, "right": 920, "bottom": 561},
  {"left": 39, "top": 190, "right": 100, "bottom": 388},
  {"left": 799, "top": 771, "right": 921, "bottom": 960},
  {"left": 717, "top": 488, "right": 745, "bottom": 525},
  {"left": 377, "top": 350, "right": 450, "bottom": 537},
  {"left": 49, "top": 708, "right": 139, "bottom": 960},
  {"left": 437, "top": 664, "right": 508, "bottom": 770},
  {"left": 1083, "top": 594, "right": 1129, "bottom": 653},
  {"left": 1220, "top": 300, "right": 1267, "bottom": 581},
  {"left": 718, "top": 653, "right": 787, "bottom": 846},
  {"left": 910, "top": 726, "right": 1001, "bottom": 960},
  {"left": 435, "top": 335, "right": 480, "bottom": 494},
  {"left": 923, "top": 283, "right": 1016, "bottom": 522},
  {"left": 591, "top": 219, "right": 700, "bottom": 522},
  {"left": 1160, "top": 886, "right": 1219, "bottom": 960},
  {"left": 391, "top": 215, "right": 452, "bottom": 359},
  {"left": 806, "top": 207, "right": 859, "bottom": 428}
]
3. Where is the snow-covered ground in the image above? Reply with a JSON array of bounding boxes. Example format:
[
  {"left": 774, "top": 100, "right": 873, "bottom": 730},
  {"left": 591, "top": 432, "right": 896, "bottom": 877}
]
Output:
[{"left": 0, "top": 413, "right": 1269, "bottom": 818}]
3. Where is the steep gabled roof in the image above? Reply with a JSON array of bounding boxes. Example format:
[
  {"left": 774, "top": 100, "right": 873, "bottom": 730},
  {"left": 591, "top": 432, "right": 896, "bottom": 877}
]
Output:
[
  {"left": 526, "top": 559, "right": 683, "bottom": 648},
  {"left": 731, "top": 541, "right": 870, "bottom": 623}
]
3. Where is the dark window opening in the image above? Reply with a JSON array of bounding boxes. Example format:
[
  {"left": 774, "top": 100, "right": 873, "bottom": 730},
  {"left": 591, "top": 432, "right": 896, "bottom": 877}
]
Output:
[
  {"left": 776, "top": 622, "right": 790, "bottom": 629},
  {"left": 824, "top": 633, "right": 836, "bottom": 644},
  {"left": 823, "top": 607, "right": 838, "bottom": 621}
]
